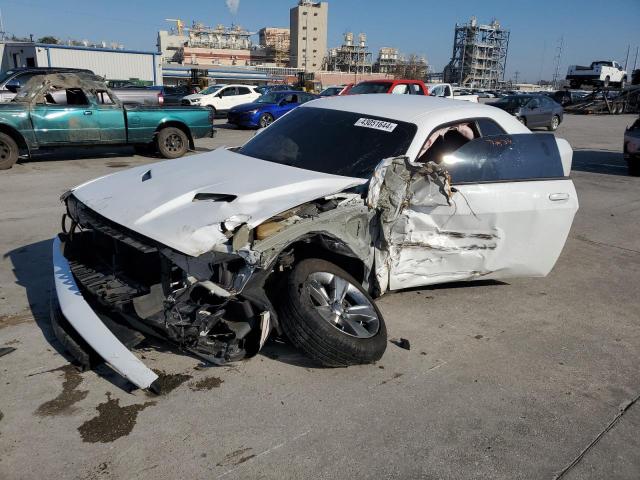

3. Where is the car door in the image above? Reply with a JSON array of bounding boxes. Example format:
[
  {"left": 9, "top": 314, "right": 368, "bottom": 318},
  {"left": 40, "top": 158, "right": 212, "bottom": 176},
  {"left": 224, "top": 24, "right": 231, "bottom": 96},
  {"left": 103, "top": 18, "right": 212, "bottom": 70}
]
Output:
[
  {"left": 92, "top": 89, "right": 126, "bottom": 143},
  {"left": 30, "top": 87, "right": 100, "bottom": 144},
  {"left": 385, "top": 124, "right": 578, "bottom": 290},
  {"left": 236, "top": 86, "right": 256, "bottom": 105},
  {"left": 274, "top": 93, "right": 301, "bottom": 119},
  {"left": 524, "top": 97, "right": 547, "bottom": 127}
]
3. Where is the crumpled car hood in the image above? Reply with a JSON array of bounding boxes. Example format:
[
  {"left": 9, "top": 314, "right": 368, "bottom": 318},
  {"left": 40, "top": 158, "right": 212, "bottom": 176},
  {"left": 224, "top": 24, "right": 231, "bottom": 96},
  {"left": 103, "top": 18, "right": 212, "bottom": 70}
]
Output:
[{"left": 70, "top": 148, "right": 366, "bottom": 256}]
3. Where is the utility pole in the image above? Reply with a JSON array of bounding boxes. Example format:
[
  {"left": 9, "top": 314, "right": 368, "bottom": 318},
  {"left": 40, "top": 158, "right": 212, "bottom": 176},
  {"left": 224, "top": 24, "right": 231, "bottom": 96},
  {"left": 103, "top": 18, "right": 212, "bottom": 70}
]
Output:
[
  {"left": 514, "top": 71, "right": 520, "bottom": 85},
  {"left": 633, "top": 46, "right": 639, "bottom": 71},
  {"left": 552, "top": 36, "right": 564, "bottom": 89},
  {"left": 0, "top": 8, "right": 5, "bottom": 41},
  {"left": 624, "top": 44, "right": 630, "bottom": 70}
]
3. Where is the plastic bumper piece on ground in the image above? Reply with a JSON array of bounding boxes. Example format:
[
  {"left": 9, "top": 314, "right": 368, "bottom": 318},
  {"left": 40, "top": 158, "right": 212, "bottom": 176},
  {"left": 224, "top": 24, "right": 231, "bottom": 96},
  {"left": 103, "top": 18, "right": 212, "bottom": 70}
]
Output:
[{"left": 52, "top": 236, "right": 158, "bottom": 390}]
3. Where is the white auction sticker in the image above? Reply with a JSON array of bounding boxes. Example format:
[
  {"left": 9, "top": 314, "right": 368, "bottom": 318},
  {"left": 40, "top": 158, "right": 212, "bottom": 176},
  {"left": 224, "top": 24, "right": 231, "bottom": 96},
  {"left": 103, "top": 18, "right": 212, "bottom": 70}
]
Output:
[{"left": 354, "top": 118, "right": 397, "bottom": 132}]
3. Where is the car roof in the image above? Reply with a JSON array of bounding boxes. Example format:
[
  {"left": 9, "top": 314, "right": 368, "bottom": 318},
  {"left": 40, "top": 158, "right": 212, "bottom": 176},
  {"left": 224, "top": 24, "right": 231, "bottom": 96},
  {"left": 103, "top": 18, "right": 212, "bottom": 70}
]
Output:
[{"left": 302, "top": 94, "right": 511, "bottom": 124}]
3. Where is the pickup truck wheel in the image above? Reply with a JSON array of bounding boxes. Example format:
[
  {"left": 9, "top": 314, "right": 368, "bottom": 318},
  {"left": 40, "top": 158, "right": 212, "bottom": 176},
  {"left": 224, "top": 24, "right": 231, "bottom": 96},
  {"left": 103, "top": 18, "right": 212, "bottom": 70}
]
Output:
[
  {"left": 258, "top": 113, "right": 274, "bottom": 128},
  {"left": 278, "top": 258, "right": 387, "bottom": 367},
  {"left": 0, "top": 132, "right": 19, "bottom": 170},
  {"left": 157, "top": 127, "right": 188, "bottom": 159},
  {"left": 548, "top": 115, "right": 560, "bottom": 131}
]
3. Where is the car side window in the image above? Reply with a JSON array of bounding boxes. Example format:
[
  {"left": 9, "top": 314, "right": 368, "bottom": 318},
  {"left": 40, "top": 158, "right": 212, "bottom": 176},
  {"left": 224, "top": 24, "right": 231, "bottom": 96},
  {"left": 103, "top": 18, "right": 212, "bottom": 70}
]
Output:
[
  {"left": 391, "top": 84, "right": 408, "bottom": 94},
  {"left": 221, "top": 87, "right": 237, "bottom": 97},
  {"left": 237, "top": 87, "right": 251, "bottom": 95},
  {"left": 443, "top": 134, "right": 565, "bottom": 184},
  {"left": 444, "top": 85, "right": 452, "bottom": 97},
  {"left": 411, "top": 84, "right": 425, "bottom": 95},
  {"left": 476, "top": 118, "right": 506, "bottom": 136},
  {"left": 40, "top": 87, "right": 89, "bottom": 106}
]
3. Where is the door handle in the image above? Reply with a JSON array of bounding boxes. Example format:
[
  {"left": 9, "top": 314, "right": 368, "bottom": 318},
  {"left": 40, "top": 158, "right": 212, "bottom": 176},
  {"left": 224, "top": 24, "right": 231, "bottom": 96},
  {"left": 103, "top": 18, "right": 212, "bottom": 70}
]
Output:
[
  {"left": 549, "top": 193, "right": 570, "bottom": 201},
  {"left": 84, "top": 110, "right": 92, "bottom": 115}
]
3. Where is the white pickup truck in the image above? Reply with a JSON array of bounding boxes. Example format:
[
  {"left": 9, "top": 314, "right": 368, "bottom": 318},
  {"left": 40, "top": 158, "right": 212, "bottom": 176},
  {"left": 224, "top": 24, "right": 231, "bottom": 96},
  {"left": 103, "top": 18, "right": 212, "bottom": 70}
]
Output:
[
  {"left": 566, "top": 61, "right": 628, "bottom": 89},
  {"left": 427, "top": 83, "right": 479, "bottom": 102}
]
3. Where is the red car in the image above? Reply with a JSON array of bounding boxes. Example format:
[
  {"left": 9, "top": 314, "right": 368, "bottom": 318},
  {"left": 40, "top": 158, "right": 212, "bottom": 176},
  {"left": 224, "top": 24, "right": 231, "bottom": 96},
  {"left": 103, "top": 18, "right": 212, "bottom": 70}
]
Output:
[{"left": 348, "top": 79, "right": 429, "bottom": 96}]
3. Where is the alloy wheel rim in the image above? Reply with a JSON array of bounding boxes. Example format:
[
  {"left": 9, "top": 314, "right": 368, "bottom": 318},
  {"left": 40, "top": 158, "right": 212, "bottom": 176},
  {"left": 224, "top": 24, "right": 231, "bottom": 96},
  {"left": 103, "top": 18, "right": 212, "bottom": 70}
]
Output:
[
  {"left": 552, "top": 117, "right": 559, "bottom": 129},
  {"left": 260, "top": 115, "right": 272, "bottom": 127},
  {"left": 306, "top": 272, "right": 380, "bottom": 339}
]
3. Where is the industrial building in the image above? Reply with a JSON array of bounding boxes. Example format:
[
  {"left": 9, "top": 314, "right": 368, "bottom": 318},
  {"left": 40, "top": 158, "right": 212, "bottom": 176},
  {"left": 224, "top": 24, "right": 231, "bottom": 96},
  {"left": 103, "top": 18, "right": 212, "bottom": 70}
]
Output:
[
  {"left": 0, "top": 41, "right": 162, "bottom": 84},
  {"left": 289, "top": 1, "right": 328, "bottom": 72},
  {"left": 444, "top": 17, "right": 509, "bottom": 88},
  {"left": 325, "top": 32, "right": 373, "bottom": 74},
  {"left": 258, "top": 27, "right": 290, "bottom": 66},
  {"left": 374, "top": 47, "right": 400, "bottom": 74},
  {"left": 159, "top": 21, "right": 255, "bottom": 67}
]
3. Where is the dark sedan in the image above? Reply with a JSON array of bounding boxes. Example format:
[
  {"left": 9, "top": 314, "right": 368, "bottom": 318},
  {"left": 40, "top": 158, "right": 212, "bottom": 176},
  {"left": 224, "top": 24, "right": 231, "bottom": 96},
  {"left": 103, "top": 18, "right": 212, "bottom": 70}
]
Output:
[{"left": 489, "top": 94, "right": 564, "bottom": 131}]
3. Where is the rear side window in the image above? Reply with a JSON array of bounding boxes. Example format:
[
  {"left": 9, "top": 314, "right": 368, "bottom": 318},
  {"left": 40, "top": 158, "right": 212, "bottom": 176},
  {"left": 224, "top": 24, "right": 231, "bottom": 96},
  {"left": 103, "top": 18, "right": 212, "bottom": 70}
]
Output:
[
  {"left": 410, "top": 84, "right": 425, "bottom": 95},
  {"left": 476, "top": 118, "right": 506, "bottom": 136},
  {"left": 237, "top": 87, "right": 251, "bottom": 95},
  {"left": 442, "top": 134, "right": 565, "bottom": 184}
]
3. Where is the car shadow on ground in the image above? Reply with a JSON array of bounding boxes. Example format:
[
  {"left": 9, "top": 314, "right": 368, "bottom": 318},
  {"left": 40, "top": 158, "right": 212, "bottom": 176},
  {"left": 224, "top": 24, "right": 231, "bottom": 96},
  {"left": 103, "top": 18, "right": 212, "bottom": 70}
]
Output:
[{"left": 572, "top": 149, "right": 629, "bottom": 176}]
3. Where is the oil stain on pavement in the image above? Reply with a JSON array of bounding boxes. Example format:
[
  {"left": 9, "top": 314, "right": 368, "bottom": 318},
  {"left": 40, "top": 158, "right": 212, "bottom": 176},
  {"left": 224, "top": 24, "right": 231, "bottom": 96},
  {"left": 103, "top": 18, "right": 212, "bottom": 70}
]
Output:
[
  {"left": 151, "top": 369, "right": 192, "bottom": 394},
  {"left": 189, "top": 376, "right": 223, "bottom": 391},
  {"left": 35, "top": 364, "right": 88, "bottom": 416},
  {"left": 78, "top": 392, "right": 156, "bottom": 443}
]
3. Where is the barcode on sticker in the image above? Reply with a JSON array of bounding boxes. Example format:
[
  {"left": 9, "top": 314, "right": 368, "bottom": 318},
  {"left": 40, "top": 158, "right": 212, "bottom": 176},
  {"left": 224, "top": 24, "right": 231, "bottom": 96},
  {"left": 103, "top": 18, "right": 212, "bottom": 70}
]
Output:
[{"left": 354, "top": 118, "right": 397, "bottom": 132}]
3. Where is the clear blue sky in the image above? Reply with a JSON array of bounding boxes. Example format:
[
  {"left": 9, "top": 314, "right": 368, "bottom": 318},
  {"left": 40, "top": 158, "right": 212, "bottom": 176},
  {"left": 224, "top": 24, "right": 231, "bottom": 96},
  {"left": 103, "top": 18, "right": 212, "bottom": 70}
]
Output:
[{"left": 1, "top": 0, "right": 639, "bottom": 82}]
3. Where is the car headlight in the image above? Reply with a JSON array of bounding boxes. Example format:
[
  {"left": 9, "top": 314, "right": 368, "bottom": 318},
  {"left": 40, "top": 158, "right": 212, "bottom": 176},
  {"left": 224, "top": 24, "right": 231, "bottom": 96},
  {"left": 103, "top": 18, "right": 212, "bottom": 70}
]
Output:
[
  {"left": 191, "top": 98, "right": 200, "bottom": 104},
  {"left": 246, "top": 109, "right": 259, "bottom": 115}
]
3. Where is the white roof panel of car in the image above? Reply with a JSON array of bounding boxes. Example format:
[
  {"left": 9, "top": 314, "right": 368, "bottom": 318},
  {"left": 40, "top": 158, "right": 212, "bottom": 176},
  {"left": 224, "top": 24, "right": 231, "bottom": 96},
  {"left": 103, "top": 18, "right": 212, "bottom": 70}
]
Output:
[{"left": 301, "top": 94, "right": 529, "bottom": 134}]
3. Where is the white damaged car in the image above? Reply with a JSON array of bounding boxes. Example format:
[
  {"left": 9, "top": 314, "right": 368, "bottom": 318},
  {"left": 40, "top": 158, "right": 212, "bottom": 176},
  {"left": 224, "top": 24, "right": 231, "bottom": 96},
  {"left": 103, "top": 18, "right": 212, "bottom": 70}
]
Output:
[{"left": 51, "top": 95, "right": 578, "bottom": 392}]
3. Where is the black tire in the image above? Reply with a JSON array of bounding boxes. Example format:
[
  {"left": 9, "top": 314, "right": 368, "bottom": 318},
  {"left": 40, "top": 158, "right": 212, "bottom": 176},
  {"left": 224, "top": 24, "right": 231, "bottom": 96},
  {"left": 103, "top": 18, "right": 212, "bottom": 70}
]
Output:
[
  {"left": 156, "top": 127, "right": 189, "bottom": 159},
  {"left": 258, "top": 113, "right": 274, "bottom": 128},
  {"left": 548, "top": 115, "right": 560, "bottom": 131},
  {"left": 278, "top": 258, "right": 387, "bottom": 367},
  {"left": 207, "top": 105, "right": 217, "bottom": 117},
  {"left": 629, "top": 162, "right": 640, "bottom": 177},
  {"left": 0, "top": 132, "right": 19, "bottom": 170}
]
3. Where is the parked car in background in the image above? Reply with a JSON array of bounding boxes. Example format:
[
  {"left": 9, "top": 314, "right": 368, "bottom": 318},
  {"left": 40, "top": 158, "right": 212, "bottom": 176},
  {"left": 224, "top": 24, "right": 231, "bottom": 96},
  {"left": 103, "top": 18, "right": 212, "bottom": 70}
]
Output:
[
  {"left": 227, "top": 90, "right": 318, "bottom": 128},
  {"left": 0, "top": 73, "right": 214, "bottom": 169},
  {"left": 182, "top": 84, "right": 260, "bottom": 116},
  {"left": 428, "top": 83, "right": 478, "bottom": 102},
  {"left": 0, "top": 67, "right": 94, "bottom": 102},
  {"left": 348, "top": 79, "right": 429, "bottom": 95},
  {"left": 546, "top": 90, "right": 587, "bottom": 107},
  {"left": 320, "top": 85, "right": 351, "bottom": 96},
  {"left": 255, "top": 84, "right": 298, "bottom": 95},
  {"left": 489, "top": 94, "right": 563, "bottom": 130},
  {"left": 111, "top": 85, "right": 165, "bottom": 106},
  {"left": 49, "top": 94, "right": 578, "bottom": 390},
  {"left": 162, "top": 85, "right": 200, "bottom": 105},
  {"left": 567, "top": 61, "right": 627, "bottom": 89},
  {"left": 624, "top": 116, "right": 640, "bottom": 176}
]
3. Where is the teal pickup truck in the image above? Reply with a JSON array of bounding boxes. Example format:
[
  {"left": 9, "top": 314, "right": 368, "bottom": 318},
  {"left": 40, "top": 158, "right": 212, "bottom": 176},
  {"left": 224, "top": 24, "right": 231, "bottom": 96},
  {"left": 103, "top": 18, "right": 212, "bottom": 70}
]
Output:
[{"left": 0, "top": 73, "right": 214, "bottom": 169}]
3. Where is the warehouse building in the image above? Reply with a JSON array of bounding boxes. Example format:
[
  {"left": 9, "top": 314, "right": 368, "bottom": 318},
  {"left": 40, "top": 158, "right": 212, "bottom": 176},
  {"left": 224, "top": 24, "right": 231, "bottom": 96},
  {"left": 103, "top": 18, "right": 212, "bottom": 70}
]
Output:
[{"left": 0, "top": 42, "right": 162, "bottom": 84}]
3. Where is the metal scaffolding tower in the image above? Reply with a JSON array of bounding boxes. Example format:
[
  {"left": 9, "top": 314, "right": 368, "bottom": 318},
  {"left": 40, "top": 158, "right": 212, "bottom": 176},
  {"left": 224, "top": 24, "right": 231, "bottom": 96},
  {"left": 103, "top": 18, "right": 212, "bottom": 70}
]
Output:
[
  {"left": 325, "top": 33, "right": 373, "bottom": 74},
  {"left": 445, "top": 17, "right": 510, "bottom": 88}
]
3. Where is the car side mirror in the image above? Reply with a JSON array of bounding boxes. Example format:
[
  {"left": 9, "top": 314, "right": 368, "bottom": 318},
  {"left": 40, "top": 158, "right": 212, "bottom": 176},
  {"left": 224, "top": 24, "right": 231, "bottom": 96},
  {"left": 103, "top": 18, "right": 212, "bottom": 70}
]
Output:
[{"left": 5, "top": 80, "right": 21, "bottom": 93}]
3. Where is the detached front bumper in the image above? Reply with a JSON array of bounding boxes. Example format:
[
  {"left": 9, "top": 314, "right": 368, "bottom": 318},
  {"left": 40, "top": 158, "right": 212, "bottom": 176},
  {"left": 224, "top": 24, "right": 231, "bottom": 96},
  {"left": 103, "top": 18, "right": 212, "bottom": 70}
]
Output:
[{"left": 51, "top": 236, "right": 158, "bottom": 390}]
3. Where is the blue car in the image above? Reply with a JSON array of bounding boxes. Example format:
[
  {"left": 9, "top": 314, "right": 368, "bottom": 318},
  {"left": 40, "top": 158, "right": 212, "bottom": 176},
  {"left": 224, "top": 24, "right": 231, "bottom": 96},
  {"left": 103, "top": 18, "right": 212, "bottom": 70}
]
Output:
[{"left": 227, "top": 91, "right": 319, "bottom": 128}]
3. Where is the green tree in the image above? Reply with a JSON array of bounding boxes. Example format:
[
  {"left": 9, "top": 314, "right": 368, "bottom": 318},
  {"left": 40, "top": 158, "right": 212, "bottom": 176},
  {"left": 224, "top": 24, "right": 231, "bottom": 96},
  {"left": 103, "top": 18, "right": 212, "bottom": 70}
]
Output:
[{"left": 37, "top": 36, "right": 59, "bottom": 45}]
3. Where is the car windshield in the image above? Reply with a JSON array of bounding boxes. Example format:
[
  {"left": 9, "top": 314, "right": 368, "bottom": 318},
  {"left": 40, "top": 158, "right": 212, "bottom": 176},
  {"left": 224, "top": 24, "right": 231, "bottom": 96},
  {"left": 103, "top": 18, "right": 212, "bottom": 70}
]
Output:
[
  {"left": 238, "top": 107, "right": 417, "bottom": 178},
  {"left": 494, "top": 96, "right": 532, "bottom": 107},
  {"left": 200, "top": 85, "right": 223, "bottom": 95},
  {"left": 0, "top": 70, "right": 17, "bottom": 85},
  {"left": 320, "top": 87, "right": 341, "bottom": 96},
  {"left": 349, "top": 82, "right": 391, "bottom": 94},
  {"left": 255, "top": 92, "right": 283, "bottom": 104}
]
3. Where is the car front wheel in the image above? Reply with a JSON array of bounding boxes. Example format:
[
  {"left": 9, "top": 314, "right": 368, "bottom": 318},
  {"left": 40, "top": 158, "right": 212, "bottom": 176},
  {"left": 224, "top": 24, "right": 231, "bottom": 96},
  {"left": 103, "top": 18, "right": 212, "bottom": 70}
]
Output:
[
  {"left": 548, "top": 115, "right": 560, "bottom": 131},
  {"left": 157, "top": 127, "right": 189, "bottom": 159},
  {"left": 258, "top": 113, "right": 274, "bottom": 128},
  {"left": 0, "top": 132, "right": 19, "bottom": 170},
  {"left": 278, "top": 258, "right": 387, "bottom": 367}
]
